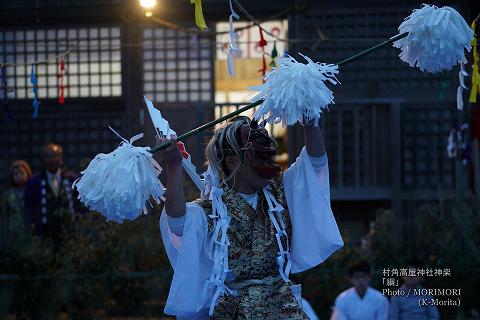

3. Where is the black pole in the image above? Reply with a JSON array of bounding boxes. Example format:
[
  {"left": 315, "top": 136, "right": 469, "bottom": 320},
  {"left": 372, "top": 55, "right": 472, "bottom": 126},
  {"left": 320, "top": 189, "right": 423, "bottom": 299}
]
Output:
[{"left": 149, "top": 32, "right": 410, "bottom": 154}]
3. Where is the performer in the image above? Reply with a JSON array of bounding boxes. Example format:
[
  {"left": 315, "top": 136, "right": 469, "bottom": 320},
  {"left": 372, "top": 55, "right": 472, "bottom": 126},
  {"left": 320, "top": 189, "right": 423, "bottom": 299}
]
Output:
[
  {"left": 158, "top": 116, "right": 344, "bottom": 319},
  {"left": 24, "top": 143, "right": 75, "bottom": 249}
]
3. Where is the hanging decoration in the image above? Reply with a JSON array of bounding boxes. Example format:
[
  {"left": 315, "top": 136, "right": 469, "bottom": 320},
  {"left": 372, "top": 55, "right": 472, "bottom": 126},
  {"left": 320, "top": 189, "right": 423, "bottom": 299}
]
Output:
[
  {"left": 258, "top": 26, "right": 268, "bottom": 78},
  {"left": 190, "top": 0, "right": 208, "bottom": 30},
  {"left": 457, "top": 63, "right": 468, "bottom": 110},
  {"left": 58, "top": 58, "right": 65, "bottom": 104},
  {"left": 393, "top": 4, "right": 474, "bottom": 73},
  {"left": 30, "top": 64, "right": 39, "bottom": 118},
  {"left": 227, "top": 0, "right": 241, "bottom": 76},
  {"left": 270, "top": 40, "right": 278, "bottom": 68},
  {"left": 1, "top": 65, "right": 13, "bottom": 122},
  {"left": 470, "top": 20, "right": 479, "bottom": 103}
]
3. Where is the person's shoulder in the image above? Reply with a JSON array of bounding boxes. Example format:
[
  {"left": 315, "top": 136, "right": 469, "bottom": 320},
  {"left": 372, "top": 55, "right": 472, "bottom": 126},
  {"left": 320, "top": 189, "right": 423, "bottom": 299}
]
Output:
[
  {"left": 336, "top": 287, "right": 355, "bottom": 300},
  {"left": 368, "top": 287, "right": 389, "bottom": 302}
]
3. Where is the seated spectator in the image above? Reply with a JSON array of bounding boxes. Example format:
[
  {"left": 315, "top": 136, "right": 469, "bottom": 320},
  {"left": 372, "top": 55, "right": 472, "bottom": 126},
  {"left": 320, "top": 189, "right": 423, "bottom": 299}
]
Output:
[
  {"left": 1, "top": 160, "right": 32, "bottom": 249},
  {"left": 389, "top": 259, "right": 439, "bottom": 320},
  {"left": 24, "top": 143, "right": 74, "bottom": 249},
  {"left": 331, "top": 260, "right": 389, "bottom": 320}
]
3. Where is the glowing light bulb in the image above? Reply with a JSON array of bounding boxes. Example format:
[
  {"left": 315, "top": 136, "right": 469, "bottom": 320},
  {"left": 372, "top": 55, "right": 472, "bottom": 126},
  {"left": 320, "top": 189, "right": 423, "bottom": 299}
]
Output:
[{"left": 139, "top": 0, "right": 156, "bottom": 9}]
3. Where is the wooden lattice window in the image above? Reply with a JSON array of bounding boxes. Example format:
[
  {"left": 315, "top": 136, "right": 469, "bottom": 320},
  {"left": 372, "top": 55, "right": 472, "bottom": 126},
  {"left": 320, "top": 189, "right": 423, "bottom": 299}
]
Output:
[
  {"left": 401, "top": 104, "right": 456, "bottom": 189},
  {"left": 292, "top": 7, "right": 453, "bottom": 90},
  {"left": 142, "top": 27, "right": 214, "bottom": 103},
  {"left": 0, "top": 26, "right": 122, "bottom": 99}
]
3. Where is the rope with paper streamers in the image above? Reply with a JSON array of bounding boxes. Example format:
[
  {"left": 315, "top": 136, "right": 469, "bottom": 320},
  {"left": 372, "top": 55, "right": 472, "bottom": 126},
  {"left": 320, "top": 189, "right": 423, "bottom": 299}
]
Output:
[{"left": 0, "top": 49, "right": 71, "bottom": 119}]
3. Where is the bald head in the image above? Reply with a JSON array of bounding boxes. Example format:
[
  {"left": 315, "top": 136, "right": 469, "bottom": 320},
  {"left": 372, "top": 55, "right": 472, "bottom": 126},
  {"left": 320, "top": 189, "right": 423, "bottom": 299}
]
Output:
[{"left": 42, "top": 143, "right": 63, "bottom": 173}]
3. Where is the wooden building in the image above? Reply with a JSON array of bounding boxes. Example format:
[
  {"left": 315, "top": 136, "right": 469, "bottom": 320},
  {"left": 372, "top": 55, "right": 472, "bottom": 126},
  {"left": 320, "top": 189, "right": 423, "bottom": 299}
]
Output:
[{"left": 1, "top": 0, "right": 478, "bottom": 243}]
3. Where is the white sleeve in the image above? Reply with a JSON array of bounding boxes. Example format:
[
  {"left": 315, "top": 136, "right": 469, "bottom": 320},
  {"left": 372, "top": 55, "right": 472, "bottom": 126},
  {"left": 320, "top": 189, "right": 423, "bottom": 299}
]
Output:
[
  {"left": 283, "top": 146, "right": 344, "bottom": 273},
  {"left": 378, "top": 295, "right": 389, "bottom": 320},
  {"left": 167, "top": 215, "right": 186, "bottom": 236},
  {"left": 159, "top": 202, "right": 213, "bottom": 318}
]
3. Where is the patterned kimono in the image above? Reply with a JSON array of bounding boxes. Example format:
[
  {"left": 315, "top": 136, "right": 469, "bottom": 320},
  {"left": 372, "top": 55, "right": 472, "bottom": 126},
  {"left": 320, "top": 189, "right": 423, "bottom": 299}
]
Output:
[
  {"left": 195, "top": 180, "right": 308, "bottom": 319},
  {"left": 160, "top": 147, "right": 344, "bottom": 319}
]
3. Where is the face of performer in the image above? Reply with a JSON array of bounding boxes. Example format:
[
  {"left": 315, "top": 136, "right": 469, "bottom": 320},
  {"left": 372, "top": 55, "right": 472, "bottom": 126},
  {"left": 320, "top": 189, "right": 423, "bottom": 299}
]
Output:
[
  {"left": 225, "top": 155, "right": 270, "bottom": 193},
  {"left": 12, "top": 166, "right": 29, "bottom": 187},
  {"left": 43, "top": 145, "right": 63, "bottom": 174},
  {"left": 349, "top": 271, "right": 370, "bottom": 298}
]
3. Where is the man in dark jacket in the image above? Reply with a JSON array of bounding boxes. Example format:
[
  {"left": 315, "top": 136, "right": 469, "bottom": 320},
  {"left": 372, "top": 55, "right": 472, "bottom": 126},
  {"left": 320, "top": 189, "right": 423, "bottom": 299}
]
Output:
[{"left": 24, "top": 143, "right": 74, "bottom": 248}]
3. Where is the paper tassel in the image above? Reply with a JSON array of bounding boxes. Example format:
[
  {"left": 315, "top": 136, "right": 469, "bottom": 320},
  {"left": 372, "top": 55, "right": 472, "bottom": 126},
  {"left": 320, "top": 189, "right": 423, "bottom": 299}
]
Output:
[
  {"left": 251, "top": 53, "right": 339, "bottom": 126},
  {"left": 270, "top": 41, "right": 278, "bottom": 67},
  {"left": 73, "top": 127, "right": 166, "bottom": 223},
  {"left": 30, "top": 65, "right": 39, "bottom": 118},
  {"left": 190, "top": 0, "right": 208, "bottom": 30},
  {"left": 393, "top": 4, "right": 474, "bottom": 73},
  {"left": 1, "top": 66, "right": 13, "bottom": 122},
  {"left": 470, "top": 20, "right": 479, "bottom": 103},
  {"left": 58, "top": 58, "right": 65, "bottom": 104},
  {"left": 144, "top": 96, "right": 205, "bottom": 192},
  {"left": 227, "top": 0, "right": 241, "bottom": 76}
]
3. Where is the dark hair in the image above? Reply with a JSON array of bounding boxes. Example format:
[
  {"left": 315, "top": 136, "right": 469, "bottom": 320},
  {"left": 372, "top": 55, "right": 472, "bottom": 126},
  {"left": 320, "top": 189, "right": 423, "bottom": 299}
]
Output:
[
  {"left": 8, "top": 160, "right": 32, "bottom": 187},
  {"left": 405, "top": 258, "right": 424, "bottom": 268},
  {"left": 348, "top": 260, "right": 371, "bottom": 275}
]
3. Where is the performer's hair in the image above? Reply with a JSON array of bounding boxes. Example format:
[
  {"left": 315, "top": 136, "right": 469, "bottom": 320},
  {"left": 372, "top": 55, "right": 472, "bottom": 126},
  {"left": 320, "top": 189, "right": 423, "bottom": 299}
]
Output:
[
  {"left": 205, "top": 116, "right": 250, "bottom": 185},
  {"left": 347, "top": 259, "right": 371, "bottom": 275}
]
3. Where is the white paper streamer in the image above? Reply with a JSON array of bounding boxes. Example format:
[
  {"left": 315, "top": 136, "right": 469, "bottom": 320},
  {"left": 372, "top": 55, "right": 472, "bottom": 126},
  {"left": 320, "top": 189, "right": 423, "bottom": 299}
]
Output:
[
  {"left": 227, "top": 0, "right": 241, "bottom": 76},
  {"left": 250, "top": 53, "right": 339, "bottom": 126},
  {"left": 393, "top": 4, "right": 474, "bottom": 73},
  {"left": 145, "top": 97, "right": 205, "bottom": 192},
  {"left": 457, "top": 63, "right": 469, "bottom": 110},
  {"left": 73, "top": 127, "right": 165, "bottom": 222}
]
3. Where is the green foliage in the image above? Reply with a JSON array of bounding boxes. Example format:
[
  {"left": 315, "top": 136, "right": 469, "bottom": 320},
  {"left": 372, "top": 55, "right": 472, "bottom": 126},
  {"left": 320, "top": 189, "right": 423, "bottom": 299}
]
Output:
[
  {"left": 0, "top": 207, "right": 173, "bottom": 318},
  {"left": 365, "top": 202, "right": 480, "bottom": 319}
]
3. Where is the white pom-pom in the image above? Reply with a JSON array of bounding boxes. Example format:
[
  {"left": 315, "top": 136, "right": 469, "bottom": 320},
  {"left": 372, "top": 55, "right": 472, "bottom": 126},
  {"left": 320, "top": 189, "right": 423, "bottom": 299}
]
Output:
[
  {"left": 393, "top": 4, "right": 474, "bottom": 73},
  {"left": 73, "top": 129, "right": 165, "bottom": 222},
  {"left": 250, "top": 53, "right": 339, "bottom": 126}
]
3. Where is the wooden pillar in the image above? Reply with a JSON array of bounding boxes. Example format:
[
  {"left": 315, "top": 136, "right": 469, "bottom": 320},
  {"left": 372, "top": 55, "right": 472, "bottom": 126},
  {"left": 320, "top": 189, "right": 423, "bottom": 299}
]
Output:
[
  {"left": 390, "top": 102, "right": 403, "bottom": 246},
  {"left": 121, "top": 21, "right": 143, "bottom": 138}
]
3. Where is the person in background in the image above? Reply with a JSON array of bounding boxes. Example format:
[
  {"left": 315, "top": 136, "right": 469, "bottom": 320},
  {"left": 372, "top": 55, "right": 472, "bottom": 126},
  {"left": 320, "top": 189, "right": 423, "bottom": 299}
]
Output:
[
  {"left": 331, "top": 260, "right": 389, "bottom": 320},
  {"left": 389, "top": 259, "right": 439, "bottom": 320},
  {"left": 0, "top": 160, "right": 32, "bottom": 250},
  {"left": 24, "top": 143, "right": 75, "bottom": 249}
]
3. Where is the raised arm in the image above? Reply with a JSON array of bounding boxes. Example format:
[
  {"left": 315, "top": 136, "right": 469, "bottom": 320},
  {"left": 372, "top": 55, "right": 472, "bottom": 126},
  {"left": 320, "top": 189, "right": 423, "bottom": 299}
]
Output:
[
  {"left": 155, "top": 138, "right": 186, "bottom": 218},
  {"left": 303, "top": 119, "right": 326, "bottom": 158}
]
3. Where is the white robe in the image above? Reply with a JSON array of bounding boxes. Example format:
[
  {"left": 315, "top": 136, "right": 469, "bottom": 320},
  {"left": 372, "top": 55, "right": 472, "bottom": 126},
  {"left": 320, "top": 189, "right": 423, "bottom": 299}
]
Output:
[
  {"left": 159, "top": 147, "right": 344, "bottom": 318},
  {"left": 331, "top": 287, "right": 389, "bottom": 320}
]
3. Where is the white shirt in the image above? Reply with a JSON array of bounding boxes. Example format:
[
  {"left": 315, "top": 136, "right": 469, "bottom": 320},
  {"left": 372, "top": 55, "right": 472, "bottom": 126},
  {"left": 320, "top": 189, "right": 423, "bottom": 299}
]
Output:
[{"left": 331, "top": 287, "right": 389, "bottom": 320}]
